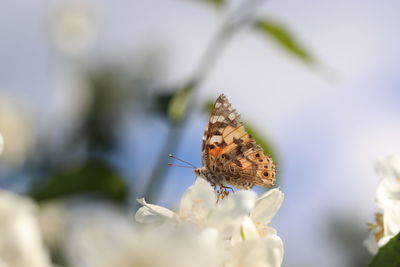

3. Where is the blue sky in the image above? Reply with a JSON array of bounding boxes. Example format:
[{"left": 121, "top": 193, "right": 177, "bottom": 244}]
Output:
[{"left": 1, "top": 0, "right": 400, "bottom": 266}]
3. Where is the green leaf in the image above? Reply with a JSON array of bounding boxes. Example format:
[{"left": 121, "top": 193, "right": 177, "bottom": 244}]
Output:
[
  {"left": 30, "top": 159, "right": 128, "bottom": 205},
  {"left": 255, "top": 18, "right": 315, "bottom": 64},
  {"left": 205, "top": 0, "right": 225, "bottom": 8},
  {"left": 203, "top": 99, "right": 215, "bottom": 114},
  {"left": 168, "top": 80, "right": 197, "bottom": 123},
  {"left": 369, "top": 233, "right": 400, "bottom": 267},
  {"left": 193, "top": 0, "right": 224, "bottom": 8}
]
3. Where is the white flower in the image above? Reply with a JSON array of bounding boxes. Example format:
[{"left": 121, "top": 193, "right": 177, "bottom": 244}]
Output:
[
  {"left": 135, "top": 198, "right": 176, "bottom": 225},
  {"left": 364, "top": 206, "right": 400, "bottom": 255},
  {"left": 0, "top": 100, "right": 34, "bottom": 167},
  {"left": 231, "top": 188, "right": 284, "bottom": 243},
  {"left": 136, "top": 177, "right": 285, "bottom": 267},
  {"left": 61, "top": 202, "right": 222, "bottom": 267},
  {"left": 137, "top": 178, "right": 257, "bottom": 238},
  {"left": 226, "top": 235, "right": 284, "bottom": 267},
  {"left": 230, "top": 189, "right": 284, "bottom": 267},
  {"left": 251, "top": 188, "right": 284, "bottom": 237},
  {"left": 51, "top": 3, "right": 95, "bottom": 56},
  {"left": 37, "top": 200, "right": 71, "bottom": 251},
  {"left": 0, "top": 190, "right": 52, "bottom": 267},
  {"left": 381, "top": 202, "right": 400, "bottom": 243},
  {"left": 364, "top": 212, "right": 383, "bottom": 255},
  {"left": 375, "top": 155, "right": 400, "bottom": 208},
  {"left": 365, "top": 155, "right": 400, "bottom": 254}
]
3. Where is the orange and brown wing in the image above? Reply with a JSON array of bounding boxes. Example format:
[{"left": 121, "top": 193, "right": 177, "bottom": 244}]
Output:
[
  {"left": 201, "top": 94, "right": 276, "bottom": 188},
  {"left": 201, "top": 94, "right": 241, "bottom": 167},
  {"left": 222, "top": 145, "right": 276, "bottom": 189}
]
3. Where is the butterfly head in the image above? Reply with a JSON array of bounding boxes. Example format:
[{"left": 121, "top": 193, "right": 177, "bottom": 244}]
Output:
[{"left": 193, "top": 167, "right": 209, "bottom": 179}]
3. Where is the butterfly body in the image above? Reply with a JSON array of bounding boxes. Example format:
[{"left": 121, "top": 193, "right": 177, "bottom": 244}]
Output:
[
  {"left": 195, "top": 94, "right": 276, "bottom": 190},
  {"left": 194, "top": 166, "right": 254, "bottom": 190}
]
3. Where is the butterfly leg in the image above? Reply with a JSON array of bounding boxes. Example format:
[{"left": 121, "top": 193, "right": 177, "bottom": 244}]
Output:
[
  {"left": 211, "top": 183, "right": 223, "bottom": 201},
  {"left": 211, "top": 183, "right": 217, "bottom": 191},
  {"left": 216, "top": 190, "right": 226, "bottom": 201},
  {"left": 212, "top": 184, "right": 224, "bottom": 201},
  {"left": 211, "top": 183, "right": 222, "bottom": 197},
  {"left": 215, "top": 185, "right": 234, "bottom": 201},
  {"left": 221, "top": 185, "right": 234, "bottom": 195}
]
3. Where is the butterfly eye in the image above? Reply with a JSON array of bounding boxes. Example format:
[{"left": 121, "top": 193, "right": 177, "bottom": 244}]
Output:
[
  {"left": 263, "top": 172, "right": 269, "bottom": 177},
  {"left": 255, "top": 153, "right": 260, "bottom": 157}
]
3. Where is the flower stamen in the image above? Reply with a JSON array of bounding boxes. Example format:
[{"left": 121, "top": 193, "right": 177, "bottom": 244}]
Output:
[{"left": 367, "top": 212, "right": 384, "bottom": 242}]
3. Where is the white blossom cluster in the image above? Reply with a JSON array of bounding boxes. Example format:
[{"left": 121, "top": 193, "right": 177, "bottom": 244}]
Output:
[
  {"left": 0, "top": 190, "right": 53, "bottom": 267},
  {"left": 364, "top": 155, "right": 400, "bottom": 254},
  {"left": 0, "top": 177, "right": 283, "bottom": 267},
  {"left": 136, "top": 178, "right": 285, "bottom": 267}
]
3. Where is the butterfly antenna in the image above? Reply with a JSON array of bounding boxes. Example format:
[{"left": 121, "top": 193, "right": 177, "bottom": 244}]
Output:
[
  {"left": 167, "top": 163, "right": 195, "bottom": 169},
  {"left": 168, "top": 154, "right": 197, "bottom": 169}
]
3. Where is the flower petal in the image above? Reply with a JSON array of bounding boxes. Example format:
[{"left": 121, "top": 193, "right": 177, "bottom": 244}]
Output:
[
  {"left": 375, "top": 155, "right": 400, "bottom": 182},
  {"left": 264, "top": 233, "right": 284, "bottom": 267},
  {"left": 377, "top": 234, "right": 395, "bottom": 249},
  {"left": 383, "top": 203, "right": 400, "bottom": 237},
  {"left": 250, "top": 188, "right": 284, "bottom": 224},
  {"left": 363, "top": 232, "right": 379, "bottom": 255},
  {"left": 208, "top": 190, "right": 257, "bottom": 238},
  {"left": 375, "top": 155, "right": 400, "bottom": 208},
  {"left": 0, "top": 190, "right": 52, "bottom": 267},
  {"left": 179, "top": 178, "right": 216, "bottom": 224},
  {"left": 241, "top": 217, "right": 259, "bottom": 240},
  {"left": 226, "top": 233, "right": 284, "bottom": 267},
  {"left": 231, "top": 217, "right": 259, "bottom": 246},
  {"left": 135, "top": 198, "right": 175, "bottom": 224}
]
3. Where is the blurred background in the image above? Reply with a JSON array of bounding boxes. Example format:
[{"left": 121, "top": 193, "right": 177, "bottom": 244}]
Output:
[{"left": 1, "top": 0, "right": 400, "bottom": 266}]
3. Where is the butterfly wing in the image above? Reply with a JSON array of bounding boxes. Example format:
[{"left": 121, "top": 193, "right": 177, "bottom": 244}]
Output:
[
  {"left": 201, "top": 94, "right": 276, "bottom": 189},
  {"left": 221, "top": 145, "right": 276, "bottom": 189},
  {"left": 202, "top": 94, "right": 241, "bottom": 167}
]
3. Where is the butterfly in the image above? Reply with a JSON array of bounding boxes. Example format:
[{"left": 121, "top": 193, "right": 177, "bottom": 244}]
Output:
[{"left": 193, "top": 94, "right": 276, "bottom": 194}]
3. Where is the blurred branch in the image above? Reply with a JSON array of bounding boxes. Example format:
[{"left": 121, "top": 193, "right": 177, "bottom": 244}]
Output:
[
  {"left": 193, "top": 0, "right": 269, "bottom": 83},
  {"left": 144, "top": 0, "right": 268, "bottom": 202}
]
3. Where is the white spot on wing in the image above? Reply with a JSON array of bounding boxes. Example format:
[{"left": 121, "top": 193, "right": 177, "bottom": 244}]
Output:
[
  {"left": 210, "top": 135, "right": 222, "bottom": 143},
  {"left": 228, "top": 113, "right": 236, "bottom": 120},
  {"left": 210, "top": 116, "right": 218, "bottom": 123},
  {"left": 215, "top": 102, "right": 221, "bottom": 108}
]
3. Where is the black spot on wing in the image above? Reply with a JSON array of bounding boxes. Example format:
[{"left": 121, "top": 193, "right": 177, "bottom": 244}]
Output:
[
  {"left": 208, "top": 144, "right": 216, "bottom": 149},
  {"left": 234, "top": 159, "right": 243, "bottom": 167},
  {"left": 217, "top": 141, "right": 227, "bottom": 148}
]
